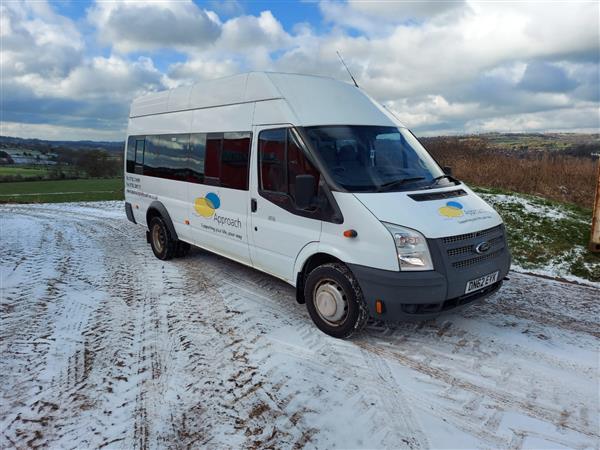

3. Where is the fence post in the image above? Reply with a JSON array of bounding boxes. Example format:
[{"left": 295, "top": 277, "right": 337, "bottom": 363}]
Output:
[{"left": 591, "top": 159, "right": 600, "bottom": 253}]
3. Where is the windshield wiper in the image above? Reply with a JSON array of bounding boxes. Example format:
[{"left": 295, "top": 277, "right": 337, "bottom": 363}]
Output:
[
  {"left": 377, "top": 177, "right": 425, "bottom": 192},
  {"left": 428, "top": 174, "right": 459, "bottom": 187}
]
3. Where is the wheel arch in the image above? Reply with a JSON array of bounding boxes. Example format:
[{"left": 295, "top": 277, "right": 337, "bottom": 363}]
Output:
[
  {"left": 146, "top": 201, "right": 179, "bottom": 240},
  {"left": 294, "top": 248, "right": 347, "bottom": 304}
]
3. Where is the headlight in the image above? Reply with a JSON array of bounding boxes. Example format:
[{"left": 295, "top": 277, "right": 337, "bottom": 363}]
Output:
[{"left": 382, "top": 223, "right": 434, "bottom": 271}]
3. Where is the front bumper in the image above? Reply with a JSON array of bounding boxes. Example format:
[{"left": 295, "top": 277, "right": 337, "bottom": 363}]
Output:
[{"left": 348, "top": 224, "right": 511, "bottom": 321}]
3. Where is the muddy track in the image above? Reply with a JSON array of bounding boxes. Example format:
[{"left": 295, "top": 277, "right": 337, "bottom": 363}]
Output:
[{"left": 1, "top": 202, "right": 599, "bottom": 449}]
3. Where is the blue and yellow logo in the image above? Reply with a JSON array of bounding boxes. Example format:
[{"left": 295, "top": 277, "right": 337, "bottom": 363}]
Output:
[
  {"left": 438, "top": 201, "right": 464, "bottom": 218},
  {"left": 194, "top": 192, "right": 220, "bottom": 217}
]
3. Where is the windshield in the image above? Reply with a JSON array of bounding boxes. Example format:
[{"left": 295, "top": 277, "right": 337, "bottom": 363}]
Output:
[{"left": 304, "top": 125, "right": 451, "bottom": 192}]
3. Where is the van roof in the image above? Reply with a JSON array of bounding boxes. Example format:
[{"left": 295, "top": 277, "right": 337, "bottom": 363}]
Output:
[{"left": 129, "top": 71, "right": 404, "bottom": 128}]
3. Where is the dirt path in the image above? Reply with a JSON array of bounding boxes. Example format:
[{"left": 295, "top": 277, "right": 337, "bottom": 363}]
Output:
[{"left": 1, "top": 202, "right": 598, "bottom": 449}]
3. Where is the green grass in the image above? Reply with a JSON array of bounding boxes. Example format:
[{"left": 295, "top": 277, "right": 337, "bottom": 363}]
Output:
[
  {"left": 0, "top": 166, "right": 49, "bottom": 176},
  {"left": 476, "top": 187, "right": 599, "bottom": 282},
  {"left": 0, "top": 165, "right": 83, "bottom": 181},
  {"left": 0, "top": 178, "right": 124, "bottom": 203}
]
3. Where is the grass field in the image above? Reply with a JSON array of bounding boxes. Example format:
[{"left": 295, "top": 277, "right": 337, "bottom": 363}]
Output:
[
  {"left": 0, "top": 178, "right": 124, "bottom": 203},
  {"left": 477, "top": 187, "right": 599, "bottom": 282},
  {"left": 0, "top": 166, "right": 50, "bottom": 176},
  {"left": 0, "top": 165, "right": 83, "bottom": 181}
]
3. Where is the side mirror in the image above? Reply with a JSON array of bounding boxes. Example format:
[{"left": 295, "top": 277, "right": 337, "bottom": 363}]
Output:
[
  {"left": 443, "top": 166, "right": 453, "bottom": 176},
  {"left": 295, "top": 174, "right": 316, "bottom": 210}
]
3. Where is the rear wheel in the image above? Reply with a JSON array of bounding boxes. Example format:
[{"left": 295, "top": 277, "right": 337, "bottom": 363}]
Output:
[
  {"left": 149, "top": 216, "right": 176, "bottom": 260},
  {"left": 304, "top": 262, "right": 368, "bottom": 339}
]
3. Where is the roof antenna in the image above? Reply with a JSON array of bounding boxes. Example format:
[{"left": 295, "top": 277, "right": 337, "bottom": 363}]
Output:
[{"left": 336, "top": 50, "right": 359, "bottom": 88}]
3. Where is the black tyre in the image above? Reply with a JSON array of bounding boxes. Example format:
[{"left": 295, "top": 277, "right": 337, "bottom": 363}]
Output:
[
  {"left": 149, "top": 216, "right": 176, "bottom": 260},
  {"left": 304, "top": 262, "right": 368, "bottom": 339}
]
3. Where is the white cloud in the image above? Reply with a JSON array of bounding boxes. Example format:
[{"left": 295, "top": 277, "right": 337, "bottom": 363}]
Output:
[
  {"left": 218, "top": 11, "right": 291, "bottom": 52},
  {"left": 1, "top": 0, "right": 83, "bottom": 78},
  {"left": 0, "top": 121, "right": 125, "bottom": 141},
  {"left": 167, "top": 58, "right": 239, "bottom": 86},
  {"left": 1, "top": 0, "right": 598, "bottom": 140},
  {"left": 87, "top": 0, "right": 222, "bottom": 53},
  {"left": 319, "top": 0, "right": 467, "bottom": 34},
  {"left": 465, "top": 105, "right": 600, "bottom": 134}
]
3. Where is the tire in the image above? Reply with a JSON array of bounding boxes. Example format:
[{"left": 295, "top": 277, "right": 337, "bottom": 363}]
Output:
[
  {"left": 304, "top": 262, "right": 368, "bottom": 339},
  {"left": 149, "top": 216, "right": 176, "bottom": 260},
  {"left": 175, "top": 241, "right": 191, "bottom": 258}
]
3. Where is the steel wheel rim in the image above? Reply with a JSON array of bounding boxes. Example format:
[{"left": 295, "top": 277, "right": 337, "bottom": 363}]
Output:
[
  {"left": 152, "top": 224, "right": 165, "bottom": 253},
  {"left": 313, "top": 278, "right": 348, "bottom": 326}
]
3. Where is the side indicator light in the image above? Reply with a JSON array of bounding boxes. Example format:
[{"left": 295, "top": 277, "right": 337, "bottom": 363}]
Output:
[
  {"left": 185, "top": 219, "right": 190, "bottom": 225},
  {"left": 375, "top": 299, "right": 384, "bottom": 315},
  {"left": 343, "top": 229, "right": 358, "bottom": 238},
  {"left": 135, "top": 204, "right": 139, "bottom": 209}
]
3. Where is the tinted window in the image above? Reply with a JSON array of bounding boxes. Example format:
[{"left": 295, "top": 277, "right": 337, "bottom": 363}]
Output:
[
  {"left": 126, "top": 137, "right": 145, "bottom": 174},
  {"left": 205, "top": 134, "right": 222, "bottom": 186},
  {"left": 136, "top": 135, "right": 190, "bottom": 180},
  {"left": 258, "top": 128, "right": 319, "bottom": 203},
  {"left": 143, "top": 135, "right": 161, "bottom": 177},
  {"left": 259, "top": 128, "right": 286, "bottom": 192},
  {"left": 157, "top": 134, "right": 189, "bottom": 180},
  {"left": 287, "top": 129, "right": 319, "bottom": 202},
  {"left": 126, "top": 136, "right": 136, "bottom": 173},
  {"left": 189, "top": 133, "right": 206, "bottom": 183},
  {"left": 124, "top": 131, "right": 250, "bottom": 189},
  {"left": 221, "top": 132, "right": 251, "bottom": 190}
]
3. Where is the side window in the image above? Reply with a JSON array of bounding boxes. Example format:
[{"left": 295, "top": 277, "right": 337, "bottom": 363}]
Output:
[
  {"left": 134, "top": 138, "right": 145, "bottom": 174},
  {"left": 204, "top": 133, "right": 222, "bottom": 186},
  {"left": 143, "top": 135, "right": 160, "bottom": 177},
  {"left": 126, "top": 136, "right": 136, "bottom": 173},
  {"left": 189, "top": 133, "right": 206, "bottom": 183},
  {"left": 287, "top": 129, "right": 320, "bottom": 202},
  {"left": 258, "top": 127, "right": 320, "bottom": 208},
  {"left": 259, "top": 128, "right": 286, "bottom": 193},
  {"left": 158, "top": 134, "right": 189, "bottom": 180},
  {"left": 221, "top": 132, "right": 251, "bottom": 190}
]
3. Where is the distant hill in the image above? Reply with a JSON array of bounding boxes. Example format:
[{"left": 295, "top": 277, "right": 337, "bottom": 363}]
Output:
[{"left": 0, "top": 136, "right": 124, "bottom": 154}]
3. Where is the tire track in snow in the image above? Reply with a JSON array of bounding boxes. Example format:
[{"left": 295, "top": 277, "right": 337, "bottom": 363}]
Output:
[{"left": 1, "top": 201, "right": 598, "bottom": 449}]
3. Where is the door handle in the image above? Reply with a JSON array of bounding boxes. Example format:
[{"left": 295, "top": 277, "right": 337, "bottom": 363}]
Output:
[{"left": 251, "top": 198, "right": 257, "bottom": 212}]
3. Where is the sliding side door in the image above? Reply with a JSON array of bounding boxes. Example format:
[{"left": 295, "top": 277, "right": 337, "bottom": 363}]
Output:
[{"left": 186, "top": 132, "right": 253, "bottom": 266}]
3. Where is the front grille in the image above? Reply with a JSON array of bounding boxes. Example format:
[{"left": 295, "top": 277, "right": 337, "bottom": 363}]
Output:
[
  {"left": 434, "top": 225, "right": 507, "bottom": 272},
  {"left": 442, "top": 225, "right": 503, "bottom": 244},
  {"left": 447, "top": 235, "right": 504, "bottom": 257},
  {"left": 452, "top": 249, "right": 504, "bottom": 269}
]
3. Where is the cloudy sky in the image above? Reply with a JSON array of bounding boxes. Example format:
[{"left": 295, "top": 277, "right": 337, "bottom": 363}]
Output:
[{"left": 1, "top": 0, "right": 599, "bottom": 141}]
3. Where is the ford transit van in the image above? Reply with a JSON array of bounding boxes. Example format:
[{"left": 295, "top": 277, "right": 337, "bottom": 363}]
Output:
[{"left": 124, "top": 72, "right": 511, "bottom": 338}]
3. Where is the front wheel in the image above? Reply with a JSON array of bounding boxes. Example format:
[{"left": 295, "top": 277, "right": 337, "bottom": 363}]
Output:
[{"left": 304, "top": 263, "right": 368, "bottom": 339}]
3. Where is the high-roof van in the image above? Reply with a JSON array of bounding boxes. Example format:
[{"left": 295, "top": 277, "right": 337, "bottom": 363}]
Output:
[{"left": 124, "top": 72, "right": 511, "bottom": 338}]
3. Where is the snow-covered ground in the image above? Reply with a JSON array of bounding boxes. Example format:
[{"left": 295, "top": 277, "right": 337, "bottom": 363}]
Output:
[{"left": 1, "top": 201, "right": 598, "bottom": 449}]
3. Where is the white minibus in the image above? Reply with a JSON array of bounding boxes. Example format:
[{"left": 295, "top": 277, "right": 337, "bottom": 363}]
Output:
[{"left": 124, "top": 72, "right": 511, "bottom": 338}]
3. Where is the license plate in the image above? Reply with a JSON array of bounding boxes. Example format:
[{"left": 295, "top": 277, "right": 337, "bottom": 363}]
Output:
[{"left": 465, "top": 271, "right": 499, "bottom": 294}]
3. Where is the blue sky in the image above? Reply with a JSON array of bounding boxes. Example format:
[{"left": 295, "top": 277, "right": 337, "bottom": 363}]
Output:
[{"left": 1, "top": 0, "right": 599, "bottom": 141}]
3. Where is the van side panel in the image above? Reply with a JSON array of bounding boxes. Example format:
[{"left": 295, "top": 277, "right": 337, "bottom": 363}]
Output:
[
  {"left": 319, "top": 192, "right": 399, "bottom": 271},
  {"left": 191, "top": 103, "right": 254, "bottom": 133},
  {"left": 125, "top": 110, "right": 193, "bottom": 240},
  {"left": 252, "top": 99, "right": 297, "bottom": 126}
]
